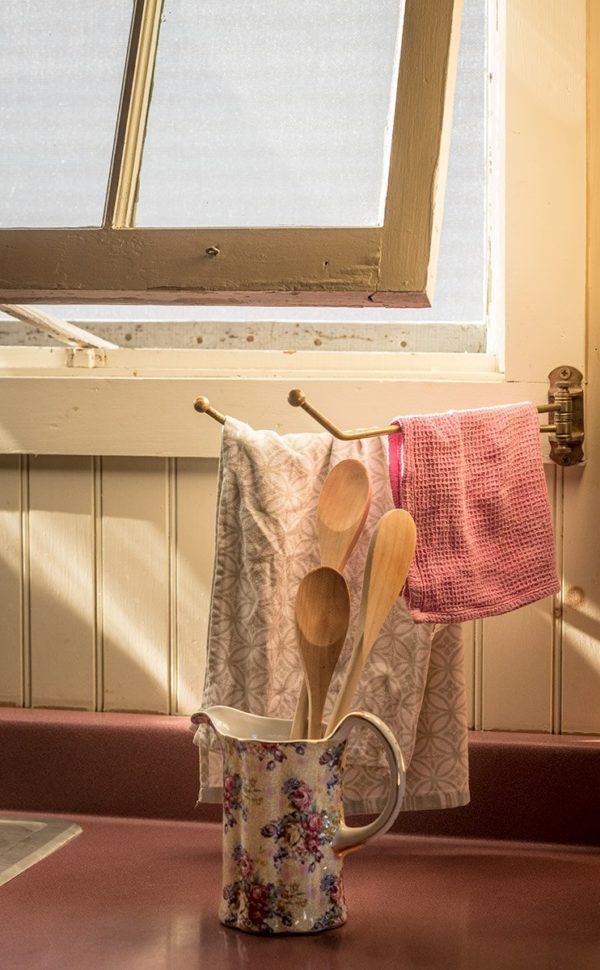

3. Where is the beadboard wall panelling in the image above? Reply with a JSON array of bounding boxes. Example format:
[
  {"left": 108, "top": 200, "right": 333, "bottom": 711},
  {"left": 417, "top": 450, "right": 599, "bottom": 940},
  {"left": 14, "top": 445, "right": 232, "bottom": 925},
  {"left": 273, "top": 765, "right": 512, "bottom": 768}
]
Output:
[
  {"left": 0, "top": 454, "right": 588, "bottom": 732},
  {"left": 561, "top": 510, "right": 600, "bottom": 734},
  {"left": 173, "top": 457, "right": 219, "bottom": 715},
  {"left": 28, "top": 456, "right": 96, "bottom": 710},
  {"left": 100, "top": 457, "right": 171, "bottom": 714},
  {"left": 479, "top": 464, "right": 559, "bottom": 732},
  {"left": 481, "top": 599, "right": 556, "bottom": 732},
  {"left": 0, "top": 455, "right": 23, "bottom": 705},
  {"left": 462, "top": 619, "right": 476, "bottom": 729},
  {"left": 562, "top": 478, "right": 600, "bottom": 734}
]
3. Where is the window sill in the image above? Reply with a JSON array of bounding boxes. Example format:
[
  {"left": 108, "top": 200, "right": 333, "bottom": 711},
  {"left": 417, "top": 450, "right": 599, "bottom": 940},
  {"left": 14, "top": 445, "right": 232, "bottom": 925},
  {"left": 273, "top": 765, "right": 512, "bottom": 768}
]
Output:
[
  {"left": 0, "top": 345, "right": 500, "bottom": 377},
  {"left": 0, "top": 347, "right": 552, "bottom": 458}
]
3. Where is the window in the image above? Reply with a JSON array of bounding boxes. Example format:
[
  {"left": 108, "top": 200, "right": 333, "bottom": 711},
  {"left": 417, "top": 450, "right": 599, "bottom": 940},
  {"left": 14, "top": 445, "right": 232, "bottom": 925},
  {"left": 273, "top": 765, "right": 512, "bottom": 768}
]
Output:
[
  {"left": 1, "top": 0, "right": 490, "bottom": 354},
  {"left": 0, "top": 0, "right": 460, "bottom": 306}
]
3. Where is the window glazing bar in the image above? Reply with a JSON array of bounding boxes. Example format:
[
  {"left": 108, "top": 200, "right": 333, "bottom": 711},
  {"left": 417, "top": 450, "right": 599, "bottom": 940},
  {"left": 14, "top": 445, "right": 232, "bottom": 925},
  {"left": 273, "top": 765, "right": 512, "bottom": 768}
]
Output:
[{"left": 104, "top": 0, "right": 164, "bottom": 229}]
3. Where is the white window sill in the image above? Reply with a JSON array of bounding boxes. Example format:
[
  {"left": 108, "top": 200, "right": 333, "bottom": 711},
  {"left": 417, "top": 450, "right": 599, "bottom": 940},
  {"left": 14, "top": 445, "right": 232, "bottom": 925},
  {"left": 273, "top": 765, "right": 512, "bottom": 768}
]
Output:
[
  {"left": 0, "top": 346, "right": 557, "bottom": 459},
  {"left": 0, "top": 345, "right": 500, "bottom": 378}
]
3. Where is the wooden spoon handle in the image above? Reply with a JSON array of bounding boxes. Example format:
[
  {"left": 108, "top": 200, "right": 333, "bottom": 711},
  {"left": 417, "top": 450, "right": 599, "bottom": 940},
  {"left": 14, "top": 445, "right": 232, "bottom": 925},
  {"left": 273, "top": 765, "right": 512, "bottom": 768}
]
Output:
[
  {"left": 325, "top": 633, "right": 365, "bottom": 733},
  {"left": 290, "top": 683, "right": 309, "bottom": 739},
  {"left": 325, "top": 509, "right": 416, "bottom": 734}
]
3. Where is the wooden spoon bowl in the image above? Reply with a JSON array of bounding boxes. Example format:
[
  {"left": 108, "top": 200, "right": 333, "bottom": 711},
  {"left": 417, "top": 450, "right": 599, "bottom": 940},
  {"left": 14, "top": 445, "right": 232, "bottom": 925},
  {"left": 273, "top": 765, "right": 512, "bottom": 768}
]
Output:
[
  {"left": 291, "top": 460, "right": 371, "bottom": 738},
  {"left": 318, "top": 459, "right": 372, "bottom": 570},
  {"left": 294, "top": 566, "right": 350, "bottom": 739}
]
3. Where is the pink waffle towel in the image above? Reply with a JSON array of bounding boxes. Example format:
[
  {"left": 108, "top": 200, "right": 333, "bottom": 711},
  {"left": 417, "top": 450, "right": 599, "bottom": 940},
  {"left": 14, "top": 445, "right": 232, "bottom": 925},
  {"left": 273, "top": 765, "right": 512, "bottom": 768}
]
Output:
[{"left": 388, "top": 402, "right": 560, "bottom": 623}]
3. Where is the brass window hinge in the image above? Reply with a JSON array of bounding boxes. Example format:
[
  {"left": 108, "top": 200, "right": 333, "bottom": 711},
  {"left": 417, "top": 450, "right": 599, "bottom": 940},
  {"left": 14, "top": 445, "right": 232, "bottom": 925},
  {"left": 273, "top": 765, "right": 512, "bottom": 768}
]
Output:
[{"left": 539, "top": 366, "right": 584, "bottom": 466}]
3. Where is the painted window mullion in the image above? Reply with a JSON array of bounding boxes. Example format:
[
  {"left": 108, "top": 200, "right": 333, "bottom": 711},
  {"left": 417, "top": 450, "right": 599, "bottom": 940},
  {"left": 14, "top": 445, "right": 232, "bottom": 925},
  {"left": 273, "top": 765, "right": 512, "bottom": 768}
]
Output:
[{"left": 104, "top": 0, "right": 165, "bottom": 229}]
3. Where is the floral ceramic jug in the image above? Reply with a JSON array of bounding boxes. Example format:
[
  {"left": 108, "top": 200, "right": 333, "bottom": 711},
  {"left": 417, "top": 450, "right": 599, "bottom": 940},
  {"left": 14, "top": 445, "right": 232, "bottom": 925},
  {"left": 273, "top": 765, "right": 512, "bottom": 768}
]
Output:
[{"left": 193, "top": 705, "right": 405, "bottom": 935}]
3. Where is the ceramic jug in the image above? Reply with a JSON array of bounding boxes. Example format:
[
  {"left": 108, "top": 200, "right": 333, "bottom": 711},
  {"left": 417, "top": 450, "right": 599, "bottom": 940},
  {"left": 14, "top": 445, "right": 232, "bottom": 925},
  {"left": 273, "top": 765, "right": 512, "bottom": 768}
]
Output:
[{"left": 193, "top": 705, "right": 405, "bottom": 935}]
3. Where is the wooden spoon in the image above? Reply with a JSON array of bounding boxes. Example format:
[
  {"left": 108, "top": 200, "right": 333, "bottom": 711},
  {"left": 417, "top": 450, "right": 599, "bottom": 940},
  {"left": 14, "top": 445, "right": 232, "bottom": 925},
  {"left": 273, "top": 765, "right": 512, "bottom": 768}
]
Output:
[
  {"left": 318, "top": 459, "right": 371, "bottom": 570},
  {"left": 325, "top": 509, "right": 416, "bottom": 735},
  {"left": 293, "top": 566, "right": 351, "bottom": 739},
  {"left": 290, "top": 460, "right": 371, "bottom": 738}
]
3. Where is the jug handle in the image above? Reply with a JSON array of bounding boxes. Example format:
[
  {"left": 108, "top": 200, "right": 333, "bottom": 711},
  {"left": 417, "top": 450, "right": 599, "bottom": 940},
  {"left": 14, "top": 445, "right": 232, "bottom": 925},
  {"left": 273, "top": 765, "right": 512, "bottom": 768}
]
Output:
[{"left": 330, "top": 711, "right": 406, "bottom": 855}]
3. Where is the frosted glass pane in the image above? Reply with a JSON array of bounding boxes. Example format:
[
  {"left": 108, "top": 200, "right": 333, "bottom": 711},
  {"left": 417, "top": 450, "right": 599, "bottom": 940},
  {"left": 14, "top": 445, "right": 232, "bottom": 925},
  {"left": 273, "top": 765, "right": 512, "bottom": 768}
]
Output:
[
  {"left": 137, "top": 0, "right": 405, "bottom": 228},
  {"left": 0, "top": 0, "right": 132, "bottom": 228}
]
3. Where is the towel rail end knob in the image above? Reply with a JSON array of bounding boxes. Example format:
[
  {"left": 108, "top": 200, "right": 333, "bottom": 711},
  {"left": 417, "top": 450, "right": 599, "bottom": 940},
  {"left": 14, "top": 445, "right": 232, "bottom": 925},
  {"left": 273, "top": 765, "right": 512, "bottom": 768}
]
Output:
[{"left": 288, "top": 389, "right": 306, "bottom": 407}]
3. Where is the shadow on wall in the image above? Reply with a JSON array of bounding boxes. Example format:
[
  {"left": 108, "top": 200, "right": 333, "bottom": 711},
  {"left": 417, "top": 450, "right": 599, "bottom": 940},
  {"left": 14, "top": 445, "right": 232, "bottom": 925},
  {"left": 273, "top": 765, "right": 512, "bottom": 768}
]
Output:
[{"left": 0, "top": 454, "right": 217, "bottom": 714}]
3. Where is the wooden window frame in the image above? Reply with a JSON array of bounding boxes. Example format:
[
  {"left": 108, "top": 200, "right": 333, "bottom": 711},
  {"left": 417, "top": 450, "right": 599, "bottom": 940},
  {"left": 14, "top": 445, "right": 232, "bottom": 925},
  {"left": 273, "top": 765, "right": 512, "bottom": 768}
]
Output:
[{"left": 0, "top": 0, "right": 462, "bottom": 308}]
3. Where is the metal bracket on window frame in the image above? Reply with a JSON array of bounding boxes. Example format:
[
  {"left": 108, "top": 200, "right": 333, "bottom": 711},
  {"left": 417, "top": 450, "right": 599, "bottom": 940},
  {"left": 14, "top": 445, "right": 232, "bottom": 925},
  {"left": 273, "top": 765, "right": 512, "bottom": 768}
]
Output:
[{"left": 539, "top": 366, "right": 585, "bottom": 466}]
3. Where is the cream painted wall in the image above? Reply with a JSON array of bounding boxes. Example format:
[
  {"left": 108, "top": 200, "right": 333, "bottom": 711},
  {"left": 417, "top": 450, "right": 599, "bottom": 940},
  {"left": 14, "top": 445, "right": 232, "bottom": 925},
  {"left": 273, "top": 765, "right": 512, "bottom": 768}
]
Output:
[{"left": 558, "top": 0, "right": 600, "bottom": 735}]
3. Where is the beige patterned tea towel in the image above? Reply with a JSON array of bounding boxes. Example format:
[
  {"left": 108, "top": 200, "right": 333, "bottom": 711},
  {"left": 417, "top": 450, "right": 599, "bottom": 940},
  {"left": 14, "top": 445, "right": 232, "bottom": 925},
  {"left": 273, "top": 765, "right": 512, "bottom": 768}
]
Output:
[{"left": 194, "top": 418, "right": 469, "bottom": 814}]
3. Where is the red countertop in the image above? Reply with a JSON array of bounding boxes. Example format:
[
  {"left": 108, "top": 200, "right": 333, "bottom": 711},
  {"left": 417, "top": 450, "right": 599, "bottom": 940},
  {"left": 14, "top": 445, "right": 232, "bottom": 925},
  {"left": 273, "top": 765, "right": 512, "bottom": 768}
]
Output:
[{"left": 2, "top": 813, "right": 599, "bottom": 970}]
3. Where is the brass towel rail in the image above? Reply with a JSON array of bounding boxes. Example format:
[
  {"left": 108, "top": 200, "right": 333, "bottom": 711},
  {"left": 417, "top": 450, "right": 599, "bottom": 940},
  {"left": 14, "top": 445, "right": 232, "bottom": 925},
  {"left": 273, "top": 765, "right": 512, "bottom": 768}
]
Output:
[
  {"left": 287, "top": 390, "right": 557, "bottom": 440},
  {"left": 193, "top": 365, "right": 584, "bottom": 467}
]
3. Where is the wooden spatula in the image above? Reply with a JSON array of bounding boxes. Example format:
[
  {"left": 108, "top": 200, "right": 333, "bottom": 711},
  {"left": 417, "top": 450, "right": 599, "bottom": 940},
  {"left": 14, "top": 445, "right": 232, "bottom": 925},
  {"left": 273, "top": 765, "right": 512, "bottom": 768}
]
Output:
[{"left": 325, "top": 509, "right": 416, "bottom": 735}]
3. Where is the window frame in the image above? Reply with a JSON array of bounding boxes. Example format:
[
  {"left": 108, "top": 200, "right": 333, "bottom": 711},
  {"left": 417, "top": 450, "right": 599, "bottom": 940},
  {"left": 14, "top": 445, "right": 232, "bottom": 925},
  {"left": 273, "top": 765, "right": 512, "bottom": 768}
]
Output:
[{"left": 0, "top": 0, "right": 461, "bottom": 307}]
